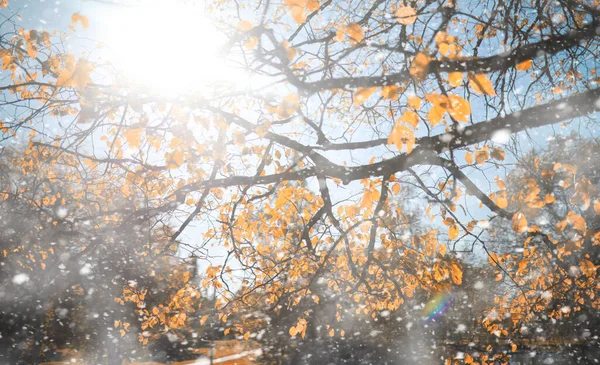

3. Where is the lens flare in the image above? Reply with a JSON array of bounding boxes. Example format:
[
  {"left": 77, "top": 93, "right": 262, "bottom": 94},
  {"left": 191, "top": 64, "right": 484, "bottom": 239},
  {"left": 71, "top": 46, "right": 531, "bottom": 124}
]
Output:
[{"left": 422, "top": 291, "right": 453, "bottom": 320}]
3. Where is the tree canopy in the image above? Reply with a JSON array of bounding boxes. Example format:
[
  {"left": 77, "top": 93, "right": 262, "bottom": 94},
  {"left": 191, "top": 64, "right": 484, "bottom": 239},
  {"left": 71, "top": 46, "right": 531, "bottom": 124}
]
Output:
[{"left": 1, "top": 0, "right": 600, "bottom": 363}]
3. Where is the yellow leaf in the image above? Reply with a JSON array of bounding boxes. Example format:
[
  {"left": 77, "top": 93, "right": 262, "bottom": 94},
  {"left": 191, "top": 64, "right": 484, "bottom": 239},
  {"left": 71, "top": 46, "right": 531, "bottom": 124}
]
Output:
[
  {"left": 278, "top": 93, "right": 300, "bottom": 117},
  {"left": 290, "top": 5, "right": 307, "bottom": 23},
  {"left": 233, "top": 131, "right": 246, "bottom": 146},
  {"left": 496, "top": 178, "right": 506, "bottom": 190},
  {"left": 407, "top": 96, "right": 421, "bottom": 109},
  {"left": 468, "top": 73, "right": 496, "bottom": 96},
  {"left": 244, "top": 332, "right": 250, "bottom": 340},
  {"left": 580, "top": 259, "right": 596, "bottom": 277},
  {"left": 200, "top": 315, "right": 209, "bottom": 326},
  {"left": 451, "top": 262, "right": 462, "bottom": 284},
  {"left": 27, "top": 42, "right": 38, "bottom": 59},
  {"left": 409, "top": 52, "right": 430, "bottom": 82},
  {"left": 381, "top": 84, "right": 399, "bottom": 100},
  {"left": 447, "top": 95, "right": 470, "bottom": 122},
  {"left": 516, "top": 59, "right": 532, "bottom": 71},
  {"left": 567, "top": 211, "right": 586, "bottom": 231},
  {"left": 388, "top": 123, "right": 415, "bottom": 153},
  {"left": 448, "top": 224, "right": 459, "bottom": 240},
  {"left": 448, "top": 72, "right": 462, "bottom": 87},
  {"left": 57, "top": 59, "right": 91, "bottom": 90},
  {"left": 438, "top": 244, "right": 447, "bottom": 256},
  {"left": 465, "top": 353, "right": 473, "bottom": 364},
  {"left": 593, "top": 200, "right": 600, "bottom": 214},
  {"left": 353, "top": 87, "right": 377, "bottom": 104},
  {"left": 511, "top": 212, "right": 528, "bottom": 233},
  {"left": 395, "top": 6, "right": 417, "bottom": 25},
  {"left": 475, "top": 149, "right": 488, "bottom": 165},
  {"left": 465, "top": 151, "right": 473, "bottom": 165},
  {"left": 237, "top": 20, "right": 253, "bottom": 31},
  {"left": 307, "top": 0, "right": 319, "bottom": 11},
  {"left": 0, "top": 0, "right": 7, "bottom": 8},
  {"left": 71, "top": 12, "right": 89, "bottom": 29},
  {"left": 496, "top": 196, "right": 508, "bottom": 209},
  {"left": 400, "top": 110, "right": 419, "bottom": 128},
  {"left": 123, "top": 128, "right": 143, "bottom": 149},
  {"left": 346, "top": 204, "right": 360, "bottom": 218},
  {"left": 511, "top": 344, "right": 518, "bottom": 352},
  {"left": 428, "top": 105, "right": 445, "bottom": 126},
  {"left": 244, "top": 36, "right": 258, "bottom": 50},
  {"left": 328, "top": 328, "right": 334, "bottom": 337},
  {"left": 165, "top": 150, "right": 184, "bottom": 169},
  {"left": 490, "top": 147, "right": 506, "bottom": 160},
  {"left": 346, "top": 23, "right": 364, "bottom": 44},
  {"left": 392, "top": 183, "right": 400, "bottom": 195}
]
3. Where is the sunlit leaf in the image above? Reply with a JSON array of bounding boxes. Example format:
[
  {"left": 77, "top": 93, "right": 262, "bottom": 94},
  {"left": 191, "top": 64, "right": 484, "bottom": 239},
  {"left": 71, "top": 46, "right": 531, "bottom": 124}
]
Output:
[
  {"left": 395, "top": 6, "right": 417, "bottom": 25},
  {"left": 516, "top": 59, "right": 532, "bottom": 71},
  {"left": 388, "top": 123, "right": 415, "bottom": 153},
  {"left": 409, "top": 52, "right": 429, "bottom": 82},
  {"left": 353, "top": 87, "right": 377, "bottom": 104},
  {"left": 448, "top": 72, "right": 463, "bottom": 87},
  {"left": 468, "top": 73, "right": 496, "bottom": 96},
  {"left": 511, "top": 212, "right": 528, "bottom": 233},
  {"left": 448, "top": 224, "right": 459, "bottom": 240}
]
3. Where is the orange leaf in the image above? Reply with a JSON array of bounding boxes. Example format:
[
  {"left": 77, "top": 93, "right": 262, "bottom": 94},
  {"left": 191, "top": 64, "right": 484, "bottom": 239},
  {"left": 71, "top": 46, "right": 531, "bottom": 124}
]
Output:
[
  {"left": 244, "top": 36, "right": 258, "bottom": 50},
  {"left": 388, "top": 123, "right": 415, "bottom": 153},
  {"left": 71, "top": 12, "right": 89, "bottom": 29},
  {"left": 580, "top": 259, "right": 597, "bottom": 277},
  {"left": 237, "top": 20, "right": 253, "bottom": 31},
  {"left": 290, "top": 5, "right": 307, "bottom": 23},
  {"left": 400, "top": 110, "right": 419, "bottom": 128},
  {"left": 448, "top": 72, "right": 462, "bottom": 87},
  {"left": 382, "top": 84, "right": 399, "bottom": 100},
  {"left": 307, "top": 0, "right": 319, "bottom": 11},
  {"left": 448, "top": 224, "right": 459, "bottom": 240},
  {"left": 511, "top": 212, "right": 528, "bottom": 233},
  {"left": 451, "top": 262, "right": 462, "bottom": 284},
  {"left": 496, "top": 196, "right": 508, "bottom": 209},
  {"left": 475, "top": 149, "right": 488, "bottom": 165},
  {"left": 490, "top": 147, "right": 506, "bottom": 160},
  {"left": 428, "top": 105, "right": 445, "bottom": 126},
  {"left": 165, "top": 150, "right": 184, "bottom": 169},
  {"left": 447, "top": 95, "right": 470, "bottom": 122},
  {"left": 468, "top": 73, "right": 496, "bottom": 96},
  {"left": 409, "top": 52, "right": 430, "bottom": 82},
  {"left": 407, "top": 96, "right": 421, "bottom": 109},
  {"left": 346, "top": 23, "right": 364, "bottom": 44},
  {"left": 123, "top": 128, "right": 143, "bottom": 149},
  {"left": 395, "top": 6, "right": 417, "bottom": 25},
  {"left": 566, "top": 211, "right": 586, "bottom": 231},
  {"left": 516, "top": 59, "right": 532, "bottom": 71},
  {"left": 353, "top": 87, "right": 377, "bottom": 104},
  {"left": 465, "top": 151, "right": 473, "bottom": 165}
]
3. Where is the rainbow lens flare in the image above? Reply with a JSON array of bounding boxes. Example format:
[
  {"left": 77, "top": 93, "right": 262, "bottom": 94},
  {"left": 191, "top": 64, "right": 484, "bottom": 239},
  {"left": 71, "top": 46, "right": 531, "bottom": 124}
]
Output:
[{"left": 422, "top": 291, "right": 453, "bottom": 320}]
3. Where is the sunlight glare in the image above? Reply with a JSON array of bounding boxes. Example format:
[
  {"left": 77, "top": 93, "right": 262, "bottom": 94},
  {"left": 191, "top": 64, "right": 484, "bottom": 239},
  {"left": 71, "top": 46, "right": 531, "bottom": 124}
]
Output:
[{"left": 103, "top": 3, "right": 235, "bottom": 95}]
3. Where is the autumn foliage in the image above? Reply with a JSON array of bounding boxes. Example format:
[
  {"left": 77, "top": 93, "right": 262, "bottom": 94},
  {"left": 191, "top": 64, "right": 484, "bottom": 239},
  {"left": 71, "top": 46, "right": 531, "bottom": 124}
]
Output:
[{"left": 1, "top": 0, "right": 600, "bottom": 363}]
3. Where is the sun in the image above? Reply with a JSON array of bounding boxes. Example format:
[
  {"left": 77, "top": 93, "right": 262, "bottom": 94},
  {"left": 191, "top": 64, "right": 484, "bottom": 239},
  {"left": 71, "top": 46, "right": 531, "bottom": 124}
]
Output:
[{"left": 99, "top": 2, "right": 233, "bottom": 96}]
